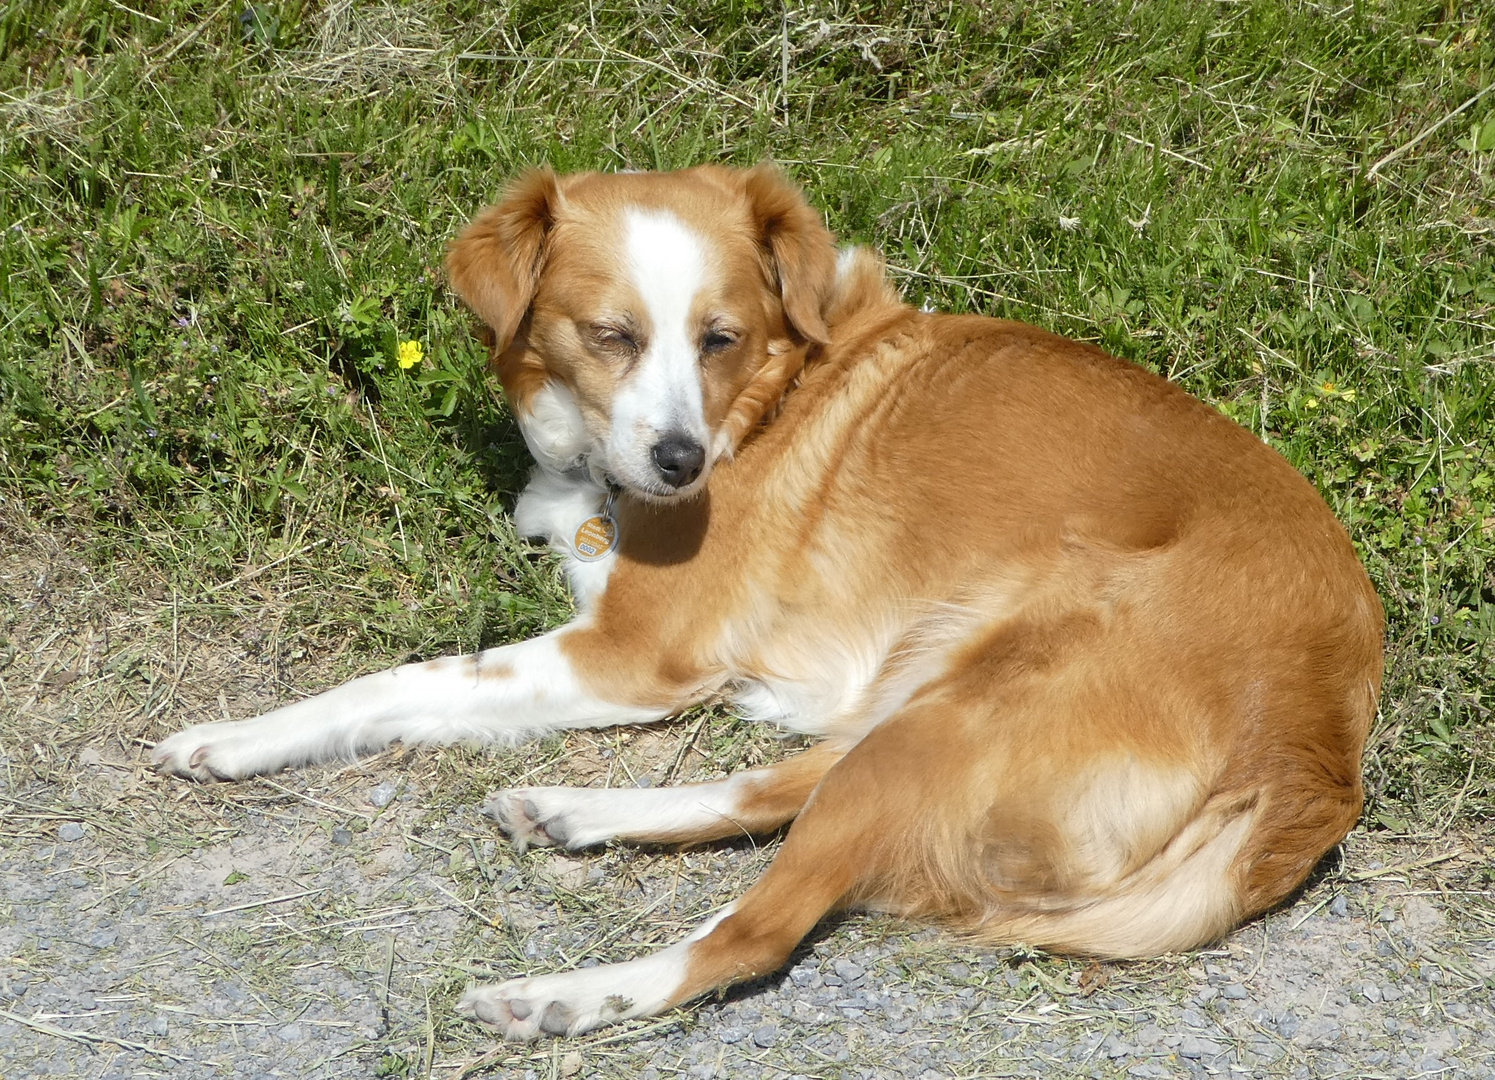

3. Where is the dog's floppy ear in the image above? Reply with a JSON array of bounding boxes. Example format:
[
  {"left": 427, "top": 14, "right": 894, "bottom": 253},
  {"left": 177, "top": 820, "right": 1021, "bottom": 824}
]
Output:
[
  {"left": 742, "top": 163, "right": 837, "bottom": 344},
  {"left": 445, "top": 168, "right": 562, "bottom": 352}
]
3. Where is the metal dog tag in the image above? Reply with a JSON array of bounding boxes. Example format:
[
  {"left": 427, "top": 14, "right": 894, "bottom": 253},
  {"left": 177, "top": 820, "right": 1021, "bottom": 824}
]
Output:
[
  {"left": 572, "top": 513, "right": 618, "bottom": 561},
  {"left": 573, "top": 489, "right": 620, "bottom": 562}
]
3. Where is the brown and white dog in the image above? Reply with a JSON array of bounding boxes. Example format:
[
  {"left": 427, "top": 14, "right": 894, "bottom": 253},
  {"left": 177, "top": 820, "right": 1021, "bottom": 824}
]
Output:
[{"left": 153, "top": 164, "right": 1384, "bottom": 1040}]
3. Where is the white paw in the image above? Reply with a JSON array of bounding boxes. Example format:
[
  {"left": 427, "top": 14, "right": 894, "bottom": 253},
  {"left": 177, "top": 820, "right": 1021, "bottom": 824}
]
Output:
[
  {"left": 458, "top": 954, "right": 682, "bottom": 1040},
  {"left": 151, "top": 720, "right": 283, "bottom": 781},
  {"left": 482, "top": 788, "right": 586, "bottom": 852},
  {"left": 459, "top": 908, "right": 730, "bottom": 1039},
  {"left": 457, "top": 976, "right": 629, "bottom": 1039}
]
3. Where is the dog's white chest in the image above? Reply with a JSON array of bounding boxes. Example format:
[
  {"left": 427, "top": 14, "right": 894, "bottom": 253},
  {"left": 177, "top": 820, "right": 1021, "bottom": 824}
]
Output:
[{"left": 513, "top": 471, "right": 618, "bottom": 608}]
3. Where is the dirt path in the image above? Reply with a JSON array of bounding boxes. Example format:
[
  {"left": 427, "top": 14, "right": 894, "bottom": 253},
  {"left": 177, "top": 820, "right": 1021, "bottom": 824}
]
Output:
[{"left": 3, "top": 513, "right": 1492, "bottom": 1079}]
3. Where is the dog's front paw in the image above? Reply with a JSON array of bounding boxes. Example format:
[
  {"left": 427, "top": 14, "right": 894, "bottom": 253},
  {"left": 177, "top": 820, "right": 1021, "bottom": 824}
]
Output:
[
  {"left": 151, "top": 719, "right": 297, "bottom": 782},
  {"left": 152, "top": 723, "right": 247, "bottom": 782},
  {"left": 482, "top": 789, "right": 577, "bottom": 852},
  {"left": 458, "top": 972, "right": 641, "bottom": 1040}
]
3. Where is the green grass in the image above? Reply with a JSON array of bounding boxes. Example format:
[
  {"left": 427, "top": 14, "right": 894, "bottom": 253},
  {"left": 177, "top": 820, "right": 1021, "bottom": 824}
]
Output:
[{"left": 1, "top": 0, "right": 1492, "bottom": 837}]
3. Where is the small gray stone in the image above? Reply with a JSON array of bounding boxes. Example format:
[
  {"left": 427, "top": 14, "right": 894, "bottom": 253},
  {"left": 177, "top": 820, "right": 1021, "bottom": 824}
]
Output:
[
  {"left": 1329, "top": 895, "right": 1349, "bottom": 918},
  {"left": 276, "top": 1023, "right": 304, "bottom": 1042},
  {"left": 146, "top": 1015, "right": 169, "bottom": 1037},
  {"left": 751, "top": 1024, "right": 778, "bottom": 1048},
  {"left": 1128, "top": 1065, "right": 1171, "bottom": 1078},
  {"left": 368, "top": 781, "right": 399, "bottom": 807},
  {"left": 832, "top": 959, "right": 864, "bottom": 983},
  {"left": 77, "top": 991, "right": 97, "bottom": 1010},
  {"left": 57, "top": 823, "right": 85, "bottom": 842},
  {"left": 330, "top": 827, "right": 353, "bottom": 846},
  {"left": 1135, "top": 1023, "right": 1165, "bottom": 1046},
  {"left": 87, "top": 929, "right": 118, "bottom": 948},
  {"left": 718, "top": 1026, "right": 745, "bottom": 1044},
  {"left": 1180, "top": 1036, "right": 1225, "bottom": 1059},
  {"left": 1221, "top": 983, "right": 1248, "bottom": 1000}
]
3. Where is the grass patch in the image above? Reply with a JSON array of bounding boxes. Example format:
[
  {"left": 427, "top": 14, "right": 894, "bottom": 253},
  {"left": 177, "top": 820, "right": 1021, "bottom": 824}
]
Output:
[{"left": 1, "top": 0, "right": 1491, "bottom": 877}]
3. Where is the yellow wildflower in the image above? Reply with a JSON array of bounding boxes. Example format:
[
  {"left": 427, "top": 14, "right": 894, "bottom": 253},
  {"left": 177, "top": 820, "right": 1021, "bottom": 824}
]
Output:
[{"left": 397, "top": 339, "right": 424, "bottom": 369}]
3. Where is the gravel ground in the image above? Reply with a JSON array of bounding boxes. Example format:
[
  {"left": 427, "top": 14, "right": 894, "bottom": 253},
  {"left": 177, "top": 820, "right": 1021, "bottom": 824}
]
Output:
[
  {"left": 3, "top": 750, "right": 1493, "bottom": 1079},
  {"left": 3, "top": 519, "right": 1493, "bottom": 1078}
]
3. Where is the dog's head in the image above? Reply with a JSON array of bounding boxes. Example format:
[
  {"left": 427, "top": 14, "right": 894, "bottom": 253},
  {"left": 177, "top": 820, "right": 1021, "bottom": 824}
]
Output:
[{"left": 447, "top": 164, "right": 837, "bottom": 501}]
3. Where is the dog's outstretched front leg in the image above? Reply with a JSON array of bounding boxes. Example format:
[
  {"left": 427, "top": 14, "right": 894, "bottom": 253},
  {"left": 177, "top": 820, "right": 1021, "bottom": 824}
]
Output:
[{"left": 152, "top": 625, "right": 672, "bottom": 781}]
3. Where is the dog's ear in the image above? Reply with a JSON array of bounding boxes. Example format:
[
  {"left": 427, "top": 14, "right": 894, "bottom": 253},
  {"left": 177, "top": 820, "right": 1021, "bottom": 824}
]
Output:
[
  {"left": 742, "top": 164, "right": 837, "bottom": 344},
  {"left": 445, "top": 168, "right": 562, "bottom": 352}
]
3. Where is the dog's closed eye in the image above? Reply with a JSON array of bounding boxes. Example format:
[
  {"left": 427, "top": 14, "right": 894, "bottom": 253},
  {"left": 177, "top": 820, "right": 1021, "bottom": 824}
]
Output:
[
  {"left": 590, "top": 323, "right": 641, "bottom": 357},
  {"left": 701, "top": 328, "right": 737, "bottom": 355}
]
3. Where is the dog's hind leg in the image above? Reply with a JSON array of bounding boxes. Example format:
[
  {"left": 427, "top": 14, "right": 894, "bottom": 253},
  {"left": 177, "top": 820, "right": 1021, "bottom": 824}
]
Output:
[
  {"left": 483, "top": 743, "right": 846, "bottom": 851},
  {"left": 460, "top": 717, "right": 943, "bottom": 1039}
]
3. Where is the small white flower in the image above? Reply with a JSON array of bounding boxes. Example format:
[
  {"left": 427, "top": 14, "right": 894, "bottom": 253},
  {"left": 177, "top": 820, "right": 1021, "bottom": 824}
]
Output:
[{"left": 1058, "top": 215, "right": 1081, "bottom": 232}]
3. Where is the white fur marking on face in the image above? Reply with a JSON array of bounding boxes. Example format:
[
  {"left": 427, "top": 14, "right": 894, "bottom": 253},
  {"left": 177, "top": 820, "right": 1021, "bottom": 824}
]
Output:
[{"left": 605, "top": 208, "right": 711, "bottom": 495}]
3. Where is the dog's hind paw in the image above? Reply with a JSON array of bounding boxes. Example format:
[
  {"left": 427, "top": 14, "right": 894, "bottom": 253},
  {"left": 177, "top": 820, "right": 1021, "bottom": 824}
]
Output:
[
  {"left": 459, "top": 961, "right": 672, "bottom": 1040},
  {"left": 458, "top": 979, "right": 607, "bottom": 1040}
]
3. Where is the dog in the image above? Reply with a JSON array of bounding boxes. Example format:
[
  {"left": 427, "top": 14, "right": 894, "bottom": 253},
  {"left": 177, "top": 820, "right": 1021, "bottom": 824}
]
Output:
[{"left": 153, "top": 163, "right": 1384, "bottom": 1040}]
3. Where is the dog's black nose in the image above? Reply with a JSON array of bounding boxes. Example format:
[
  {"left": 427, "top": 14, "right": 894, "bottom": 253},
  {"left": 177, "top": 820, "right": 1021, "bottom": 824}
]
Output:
[{"left": 650, "top": 436, "right": 705, "bottom": 488}]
